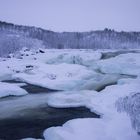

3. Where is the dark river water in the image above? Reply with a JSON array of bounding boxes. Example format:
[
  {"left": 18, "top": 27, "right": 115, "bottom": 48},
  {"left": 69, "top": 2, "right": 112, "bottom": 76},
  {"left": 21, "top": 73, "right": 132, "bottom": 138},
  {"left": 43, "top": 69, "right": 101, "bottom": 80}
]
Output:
[{"left": 0, "top": 88, "right": 100, "bottom": 140}]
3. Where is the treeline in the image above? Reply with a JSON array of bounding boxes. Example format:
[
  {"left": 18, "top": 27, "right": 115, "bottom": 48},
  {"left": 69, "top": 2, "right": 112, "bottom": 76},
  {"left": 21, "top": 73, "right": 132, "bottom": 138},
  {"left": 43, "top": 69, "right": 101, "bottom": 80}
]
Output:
[{"left": 0, "top": 21, "right": 140, "bottom": 56}]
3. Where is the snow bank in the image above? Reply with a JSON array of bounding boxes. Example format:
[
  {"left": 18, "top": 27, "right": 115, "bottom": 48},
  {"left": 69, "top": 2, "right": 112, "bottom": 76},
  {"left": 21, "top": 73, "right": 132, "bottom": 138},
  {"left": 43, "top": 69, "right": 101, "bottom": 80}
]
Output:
[
  {"left": 43, "top": 77, "right": 140, "bottom": 140},
  {"left": 0, "top": 82, "right": 28, "bottom": 98},
  {"left": 44, "top": 116, "right": 139, "bottom": 140}
]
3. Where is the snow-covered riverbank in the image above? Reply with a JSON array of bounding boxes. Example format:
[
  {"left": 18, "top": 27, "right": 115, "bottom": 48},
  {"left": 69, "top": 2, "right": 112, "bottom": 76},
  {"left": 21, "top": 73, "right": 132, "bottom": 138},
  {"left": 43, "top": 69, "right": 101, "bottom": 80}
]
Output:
[{"left": 0, "top": 49, "right": 140, "bottom": 140}]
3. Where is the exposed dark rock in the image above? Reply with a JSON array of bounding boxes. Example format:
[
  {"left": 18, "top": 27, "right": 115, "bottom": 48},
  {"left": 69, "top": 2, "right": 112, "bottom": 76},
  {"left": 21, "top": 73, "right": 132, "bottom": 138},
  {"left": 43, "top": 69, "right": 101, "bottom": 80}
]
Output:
[
  {"left": 26, "top": 65, "right": 34, "bottom": 69},
  {"left": 39, "top": 49, "right": 45, "bottom": 53}
]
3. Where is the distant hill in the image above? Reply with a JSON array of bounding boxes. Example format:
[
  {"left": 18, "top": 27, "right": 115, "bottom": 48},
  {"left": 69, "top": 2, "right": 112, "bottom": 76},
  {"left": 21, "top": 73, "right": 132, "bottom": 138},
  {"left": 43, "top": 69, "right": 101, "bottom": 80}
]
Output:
[{"left": 0, "top": 21, "right": 140, "bottom": 56}]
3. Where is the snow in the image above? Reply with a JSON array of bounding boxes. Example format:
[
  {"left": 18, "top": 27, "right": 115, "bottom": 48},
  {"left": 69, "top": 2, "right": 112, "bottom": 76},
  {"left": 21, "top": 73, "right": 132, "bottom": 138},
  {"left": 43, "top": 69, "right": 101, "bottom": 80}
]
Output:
[{"left": 0, "top": 82, "right": 28, "bottom": 98}]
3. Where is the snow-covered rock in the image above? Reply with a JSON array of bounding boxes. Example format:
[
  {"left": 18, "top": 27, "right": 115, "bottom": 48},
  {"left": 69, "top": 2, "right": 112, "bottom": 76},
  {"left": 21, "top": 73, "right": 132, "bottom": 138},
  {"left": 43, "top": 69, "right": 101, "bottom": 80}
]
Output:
[
  {"left": 0, "top": 82, "right": 28, "bottom": 98},
  {"left": 13, "top": 63, "right": 98, "bottom": 90}
]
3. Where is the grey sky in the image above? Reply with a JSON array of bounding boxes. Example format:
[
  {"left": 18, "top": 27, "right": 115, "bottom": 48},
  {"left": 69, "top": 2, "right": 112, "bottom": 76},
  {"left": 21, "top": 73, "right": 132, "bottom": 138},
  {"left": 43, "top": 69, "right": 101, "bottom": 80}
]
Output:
[{"left": 0, "top": 0, "right": 140, "bottom": 32}]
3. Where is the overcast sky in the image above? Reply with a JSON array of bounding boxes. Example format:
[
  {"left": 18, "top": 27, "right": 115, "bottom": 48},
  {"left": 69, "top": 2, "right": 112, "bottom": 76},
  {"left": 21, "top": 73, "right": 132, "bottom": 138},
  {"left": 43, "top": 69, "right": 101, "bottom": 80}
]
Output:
[{"left": 0, "top": 0, "right": 140, "bottom": 32}]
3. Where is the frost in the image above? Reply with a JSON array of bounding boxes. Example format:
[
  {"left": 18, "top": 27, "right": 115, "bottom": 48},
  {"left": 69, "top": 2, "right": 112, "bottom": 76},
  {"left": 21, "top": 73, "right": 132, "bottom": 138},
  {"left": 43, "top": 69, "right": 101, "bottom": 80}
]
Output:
[{"left": 116, "top": 92, "right": 140, "bottom": 133}]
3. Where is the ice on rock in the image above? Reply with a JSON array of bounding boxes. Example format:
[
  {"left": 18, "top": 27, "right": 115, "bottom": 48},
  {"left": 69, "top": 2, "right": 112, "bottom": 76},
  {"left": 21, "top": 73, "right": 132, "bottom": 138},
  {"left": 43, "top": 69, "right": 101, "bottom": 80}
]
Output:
[
  {"left": 45, "top": 51, "right": 102, "bottom": 66},
  {"left": 98, "top": 53, "right": 140, "bottom": 76},
  {"left": 117, "top": 77, "right": 140, "bottom": 85},
  {"left": 0, "top": 82, "right": 28, "bottom": 98},
  {"left": 78, "top": 74, "right": 121, "bottom": 91}
]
